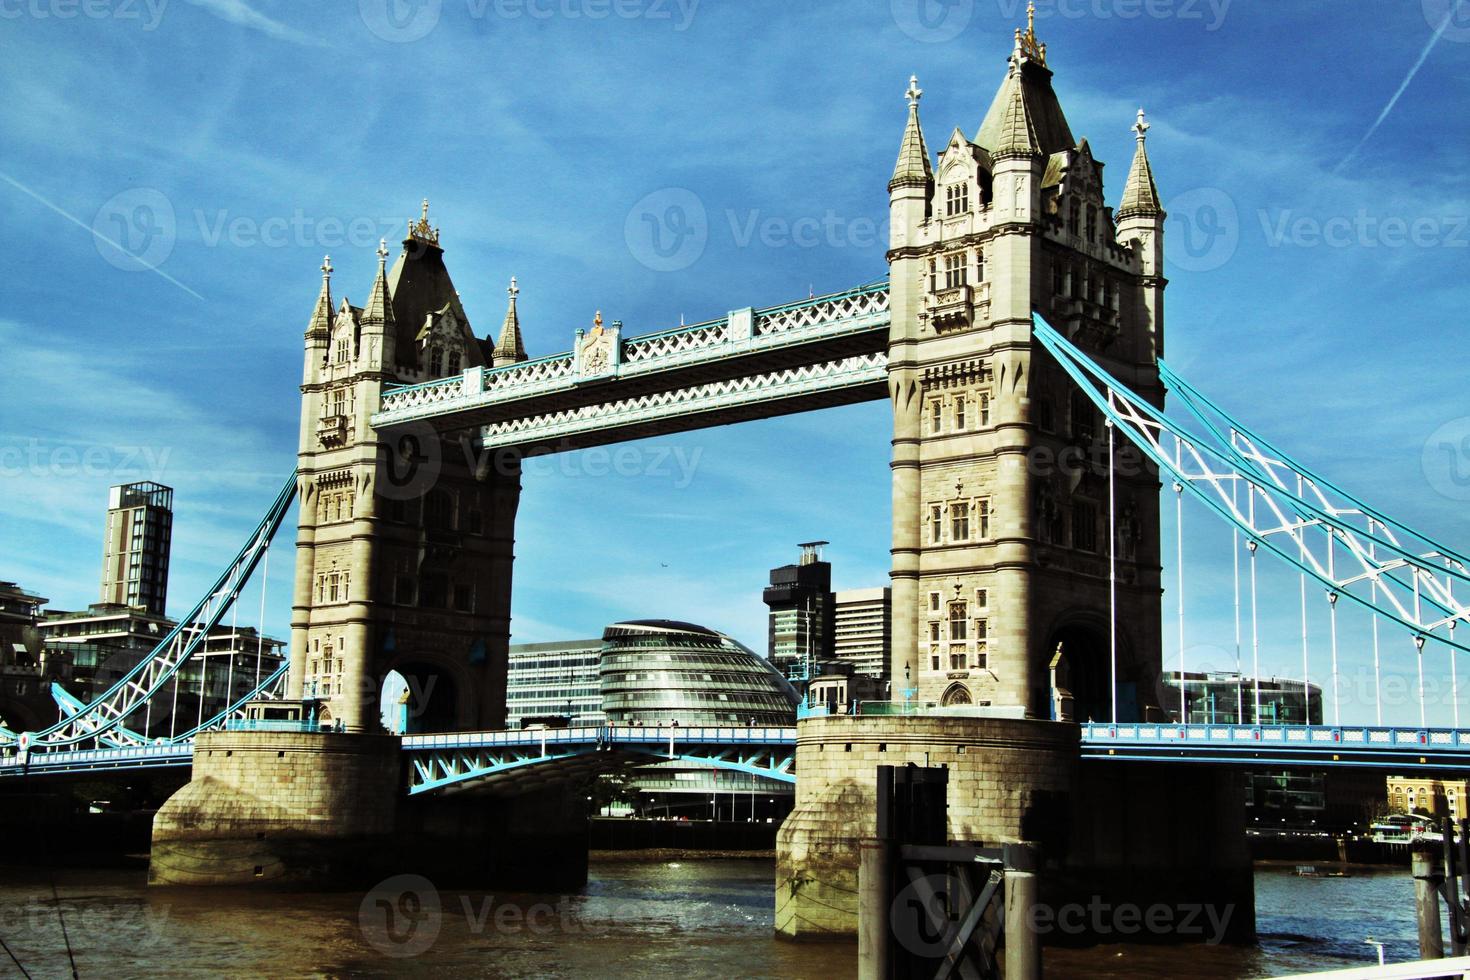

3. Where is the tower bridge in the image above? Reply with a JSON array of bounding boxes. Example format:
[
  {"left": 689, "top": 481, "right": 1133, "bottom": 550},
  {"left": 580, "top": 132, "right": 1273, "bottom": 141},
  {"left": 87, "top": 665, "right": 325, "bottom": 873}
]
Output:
[{"left": 4, "top": 5, "right": 1470, "bottom": 950}]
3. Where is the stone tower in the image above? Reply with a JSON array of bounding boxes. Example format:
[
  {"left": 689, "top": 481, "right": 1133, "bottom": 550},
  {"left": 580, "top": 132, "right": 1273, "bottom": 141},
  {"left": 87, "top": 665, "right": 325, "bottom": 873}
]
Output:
[
  {"left": 886, "top": 17, "right": 1168, "bottom": 721},
  {"left": 290, "top": 204, "right": 522, "bottom": 733}
]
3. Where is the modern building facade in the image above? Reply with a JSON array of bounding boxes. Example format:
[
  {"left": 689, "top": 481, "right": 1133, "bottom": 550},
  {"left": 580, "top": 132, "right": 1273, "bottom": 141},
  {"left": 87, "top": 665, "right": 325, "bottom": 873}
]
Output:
[
  {"left": 762, "top": 543, "right": 833, "bottom": 681},
  {"left": 832, "top": 587, "right": 891, "bottom": 680},
  {"left": 1160, "top": 671, "right": 1323, "bottom": 726},
  {"left": 506, "top": 638, "right": 605, "bottom": 728},
  {"left": 100, "top": 481, "right": 173, "bottom": 616},
  {"left": 885, "top": 26, "right": 1167, "bottom": 718},
  {"left": 600, "top": 620, "right": 798, "bottom": 727}
]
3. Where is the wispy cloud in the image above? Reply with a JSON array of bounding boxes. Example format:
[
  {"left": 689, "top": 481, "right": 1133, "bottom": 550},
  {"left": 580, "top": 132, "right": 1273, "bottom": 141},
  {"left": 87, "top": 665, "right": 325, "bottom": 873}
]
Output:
[{"left": 184, "top": 0, "right": 325, "bottom": 47}]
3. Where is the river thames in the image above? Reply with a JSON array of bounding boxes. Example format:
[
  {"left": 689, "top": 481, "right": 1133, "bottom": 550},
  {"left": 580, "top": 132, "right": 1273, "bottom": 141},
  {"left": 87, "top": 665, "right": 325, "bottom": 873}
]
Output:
[{"left": 0, "top": 859, "right": 1424, "bottom": 978}]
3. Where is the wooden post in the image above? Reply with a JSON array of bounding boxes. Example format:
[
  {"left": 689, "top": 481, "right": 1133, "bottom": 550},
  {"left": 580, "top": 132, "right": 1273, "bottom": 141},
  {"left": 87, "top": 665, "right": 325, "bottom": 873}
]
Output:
[
  {"left": 858, "top": 839, "right": 891, "bottom": 980},
  {"left": 1413, "top": 844, "right": 1445, "bottom": 960}
]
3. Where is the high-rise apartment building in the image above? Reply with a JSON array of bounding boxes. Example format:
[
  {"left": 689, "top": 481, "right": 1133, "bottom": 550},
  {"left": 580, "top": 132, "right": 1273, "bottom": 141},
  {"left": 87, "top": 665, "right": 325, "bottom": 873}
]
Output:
[
  {"left": 832, "top": 587, "right": 891, "bottom": 680},
  {"left": 100, "top": 481, "right": 173, "bottom": 616},
  {"left": 762, "top": 542, "right": 834, "bottom": 680}
]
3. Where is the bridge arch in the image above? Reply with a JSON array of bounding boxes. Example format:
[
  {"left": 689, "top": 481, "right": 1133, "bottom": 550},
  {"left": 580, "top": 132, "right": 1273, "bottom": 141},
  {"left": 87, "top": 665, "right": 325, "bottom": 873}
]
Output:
[
  {"left": 1045, "top": 612, "right": 1139, "bottom": 724},
  {"left": 381, "top": 652, "right": 471, "bottom": 734}
]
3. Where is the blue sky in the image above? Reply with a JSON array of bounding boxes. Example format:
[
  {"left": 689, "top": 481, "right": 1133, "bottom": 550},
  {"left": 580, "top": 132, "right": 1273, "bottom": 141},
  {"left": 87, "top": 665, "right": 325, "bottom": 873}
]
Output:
[{"left": 2, "top": 0, "right": 1468, "bottom": 725}]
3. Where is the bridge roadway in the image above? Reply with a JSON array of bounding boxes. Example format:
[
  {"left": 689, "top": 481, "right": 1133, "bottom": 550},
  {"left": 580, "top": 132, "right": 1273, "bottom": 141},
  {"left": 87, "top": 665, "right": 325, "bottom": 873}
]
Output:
[{"left": 9, "top": 724, "right": 1470, "bottom": 788}]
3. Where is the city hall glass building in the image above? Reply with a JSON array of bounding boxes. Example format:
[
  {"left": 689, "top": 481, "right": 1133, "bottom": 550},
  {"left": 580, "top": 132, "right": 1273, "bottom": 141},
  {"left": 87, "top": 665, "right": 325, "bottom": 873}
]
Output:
[{"left": 599, "top": 620, "right": 798, "bottom": 726}]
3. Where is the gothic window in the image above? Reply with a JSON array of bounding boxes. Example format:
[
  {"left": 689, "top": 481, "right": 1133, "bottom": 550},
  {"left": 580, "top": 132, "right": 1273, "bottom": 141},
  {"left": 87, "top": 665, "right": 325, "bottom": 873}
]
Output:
[
  {"left": 1070, "top": 265, "right": 1082, "bottom": 298},
  {"left": 950, "top": 649, "right": 967, "bottom": 671},
  {"left": 977, "top": 498, "right": 991, "bottom": 539},
  {"left": 447, "top": 350, "right": 462, "bottom": 376},
  {"left": 978, "top": 392, "right": 991, "bottom": 426},
  {"left": 930, "top": 505, "right": 944, "bottom": 544},
  {"left": 1068, "top": 201, "right": 1080, "bottom": 235},
  {"left": 1072, "top": 500, "right": 1098, "bottom": 552},
  {"left": 453, "top": 584, "right": 474, "bottom": 612},
  {"left": 973, "top": 618, "right": 988, "bottom": 669},
  {"left": 1104, "top": 278, "right": 1117, "bottom": 311},
  {"left": 419, "top": 574, "right": 448, "bottom": 609},
  {"left": 949, "top": 601, "right": 968, "bottom": 641},
  {"left": 950, "top": 501, "right": 970, "bottom": 541},
  {"left": 929, "top": 592, "right": 941, "bottom": 612},
  {"left": 954, "top": 396, "right": 966, "bottom": 430},
  {"left": 327, "top": 572, "right": 339, "bottom": 603},
  {"left": 943, "top": 252, "right": 967, "bottom": 290},
  {"left": 335, "top": 335, "right": 350, "bottom": 363},
  {"left": 429, "top": 344, "right": 443, "bottom": 375},
  {"left": 975, "top": 251, "right": 985, "bottom": 283},
  {"left": 928, "top": 257, "right": 939, "bottom": 292},
  {"left": 1071, "top": 391, "right": 1096, "bottom": 444},
  {"left": 945, "top": 182, "right": 969, "bottom": 216},
  {"left": 1036, "top": 397, "right": 1055, "bottom": 432},
  {"left": 930, "top": 399, "right": 943, "bottom": 434},
  {"left": 929, "top": 621, "right": 941, "bottom": 642},
  {"left": 1086, "top": 206, "right": 1097, "bottom": 243},
  {"left": 1052, "top": 261, "right": 1065, "bottom": 296},
  {"left": 424, "top": 489, "right": 454, "bottom": 531},
  {"left": 976, "top": 588, "right": 988, "bottom": 608}
]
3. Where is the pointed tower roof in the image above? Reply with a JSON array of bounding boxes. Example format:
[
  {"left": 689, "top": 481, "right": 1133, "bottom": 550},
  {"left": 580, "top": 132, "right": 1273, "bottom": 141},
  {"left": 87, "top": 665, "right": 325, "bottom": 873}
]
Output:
[
  {"left": 1117, "top": 109, "right": 1164, "bottom": 220},
  {"left": 361, "top": 238, "right": 396, "bottom": 329},
  {"left": 976, "top": 4, "right": 1074, "bottom": 158},
  {"left": 308, "top": 255, "right": 334, "bottom": 332},
  {"left": 492, "top": 277, "right": 527, "bottom": 365},
  {"left": 889, "top": 75, "right": 933, "bottom": 190},
  {"left": 386, "top": 199, "right": 472, "bottom": 370}
]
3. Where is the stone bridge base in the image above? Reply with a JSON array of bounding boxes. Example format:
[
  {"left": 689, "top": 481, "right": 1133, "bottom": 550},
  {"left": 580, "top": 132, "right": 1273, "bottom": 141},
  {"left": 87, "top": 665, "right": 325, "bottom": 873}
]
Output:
[
  {"left": 774, "top": 715, "right": 1253, "bottom": 946},
  {"left": 149, "top": 731, "right": 586, "bottom": 891}
]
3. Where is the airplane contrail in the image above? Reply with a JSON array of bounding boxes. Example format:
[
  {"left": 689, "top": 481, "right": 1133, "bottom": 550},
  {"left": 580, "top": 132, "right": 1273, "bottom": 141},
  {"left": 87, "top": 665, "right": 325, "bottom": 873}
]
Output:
[{"left": 1336, "top": 1, "right": 1467, "bottom": 172}]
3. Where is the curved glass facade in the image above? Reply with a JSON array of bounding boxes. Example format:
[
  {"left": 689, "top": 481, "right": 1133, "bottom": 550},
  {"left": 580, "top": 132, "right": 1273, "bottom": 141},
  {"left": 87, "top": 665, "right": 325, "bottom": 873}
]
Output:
[{"left": 600, "top": 620, "right": 798, "bottom": 726}]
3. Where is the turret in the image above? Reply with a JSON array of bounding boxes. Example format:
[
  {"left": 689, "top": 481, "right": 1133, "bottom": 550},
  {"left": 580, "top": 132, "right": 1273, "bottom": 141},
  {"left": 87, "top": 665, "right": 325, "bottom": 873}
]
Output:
[
  {"left": 889, "top": 75, "right": 933, "bottom": 252},
  {"left": 359, "top": 238, "right": 397, "bottom": 374},
  {"left": 1115, "top": 108, "right": 1166, "bottom": 357},
  {"left": 492, "top": 277, "right": 527, "bottom": 367},
  {"left": 303, "top": 256, "right": 333, "bottom": 387}
]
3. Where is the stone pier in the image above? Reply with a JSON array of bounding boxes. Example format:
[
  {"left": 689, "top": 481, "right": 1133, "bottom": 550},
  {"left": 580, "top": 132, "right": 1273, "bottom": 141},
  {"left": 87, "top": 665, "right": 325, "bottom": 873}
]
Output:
[{"left": 775, "top": 715, "right": 1253, "bottom": 945}]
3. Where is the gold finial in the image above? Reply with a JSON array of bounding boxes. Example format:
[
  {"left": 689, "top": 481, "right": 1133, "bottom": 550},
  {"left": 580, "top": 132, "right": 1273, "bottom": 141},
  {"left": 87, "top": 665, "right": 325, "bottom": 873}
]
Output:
[
  {"left": 409, "top": 198, "right": 440, "bottom": 245},
  {"left": 1017, "top": 1, "right": 1046, "bottom": 66}
]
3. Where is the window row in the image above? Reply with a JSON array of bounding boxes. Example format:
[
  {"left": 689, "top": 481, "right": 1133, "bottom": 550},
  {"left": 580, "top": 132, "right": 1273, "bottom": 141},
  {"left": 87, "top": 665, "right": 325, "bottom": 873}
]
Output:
[
  {"left": 927, "top": 250, "right": 985, "bottom": 292},
  {"left": 315, "top": 569, "right": 351, "bottom": 605},
  {"left": 1051, "top": 259, "right": 1119, "bottom": 311},
  {"left": 393, "top": 573, "right": 475, "bottom": 613},
  {"left": 927, "top": 392, "right": 991, "bottom": 435},
  {"left": 927, "top": 498, "right": 992, "bottom": 544}
]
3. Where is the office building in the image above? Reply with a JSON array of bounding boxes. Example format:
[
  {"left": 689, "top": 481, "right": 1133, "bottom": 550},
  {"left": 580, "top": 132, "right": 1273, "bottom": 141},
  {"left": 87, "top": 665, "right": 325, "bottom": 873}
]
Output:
[
  {"left": 506, "top": 638, "right": 605, "bottom": 728},
  {"left": 100, "top": 481, "right": 174, "bottom": 616},
  {"left": 762, "top": 542, "right": 834, "bottom": 680},
  {"left": 833, "top": 586, "right": 891, "bottom": 680}
]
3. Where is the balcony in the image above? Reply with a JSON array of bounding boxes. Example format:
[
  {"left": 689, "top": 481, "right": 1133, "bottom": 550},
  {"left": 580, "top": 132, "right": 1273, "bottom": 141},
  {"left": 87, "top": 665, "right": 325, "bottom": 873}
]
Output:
[
  {"left": 317, "top": 414, "right": 349, "bottom": 448},
  {"left": 923, "top": 282, "right": 990, "bottom": 333}
]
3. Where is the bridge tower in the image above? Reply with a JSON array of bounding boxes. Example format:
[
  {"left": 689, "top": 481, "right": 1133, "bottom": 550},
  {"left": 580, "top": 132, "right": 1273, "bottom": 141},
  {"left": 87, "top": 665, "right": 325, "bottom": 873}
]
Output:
[
  {"left": 291, "top": 206, "right": 522, "bottom": 733},
  {"left": 886, "top": 20, "right": 1168, "bottom": 721}
]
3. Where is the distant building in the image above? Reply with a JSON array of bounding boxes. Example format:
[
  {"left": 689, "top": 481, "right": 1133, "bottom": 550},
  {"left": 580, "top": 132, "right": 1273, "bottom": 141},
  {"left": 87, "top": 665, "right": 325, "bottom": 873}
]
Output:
[
  {"left": 38, "top": 602, "right": 285, "bottom": 735},
  {"left": 763, "top": 542, "right": 834, "bottom": 681},
  {"left": 506, "top": 638, "right": 605, "bottom": 728},
  {"left": 833, "top": 587, "right": 891, "bottom": 680},
  {"left": 1161, "top": 670, "right": 1322, "bottom": 726},
  {"left": 100, "top": 481, "right": 173, "bottom": 616},
  {"left": 1388, "top": 775, "right": 1469, "bottom": 820},
  {"left": 0, "top": 581, "right": 47, "bottom": 667},
  {"left": 808, "top": 661, "right": 887, "bottom": 715},
  {"left": 600, "top": 619, "right": 798, "bottom": 726}
]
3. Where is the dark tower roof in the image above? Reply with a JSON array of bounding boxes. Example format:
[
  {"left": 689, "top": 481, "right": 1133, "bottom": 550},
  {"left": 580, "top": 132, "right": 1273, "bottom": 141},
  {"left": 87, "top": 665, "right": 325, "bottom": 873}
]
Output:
[{"left": 385, "top": 201, "right": 471, "bottom": 371}]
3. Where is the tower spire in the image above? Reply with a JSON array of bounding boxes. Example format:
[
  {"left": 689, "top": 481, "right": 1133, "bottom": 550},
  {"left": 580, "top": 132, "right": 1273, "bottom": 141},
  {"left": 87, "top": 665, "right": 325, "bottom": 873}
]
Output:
[
  {"left": 1118, "top": 108, "right": 1164, "bottom": 219},
  {"left": 492, "top": 276, "right": 527, "bottom": 366},
  {"left": 408, "top": 198, "right": 440, "bottom": 246},
  {"left": 362, "top": 238, "right": 396, "bottom": 328},
  {"left": 889, "top": 74, "right": 933, "bottom": 191},
  {"left": 309, "top": 254, "right": 334, "bottom": 331}
]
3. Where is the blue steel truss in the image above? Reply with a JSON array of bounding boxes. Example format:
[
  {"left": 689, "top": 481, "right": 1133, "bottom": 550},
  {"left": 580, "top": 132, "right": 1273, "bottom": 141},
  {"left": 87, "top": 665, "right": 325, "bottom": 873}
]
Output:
[
  {"left": 1081, "top": 722, "right": 1470, "bottom": 770},
  {"left": 1033, "top": 314, "right": 1470, "bottom": 657},
  {"left": 402, "top": 725, "right": 797, "bottom": 795},
  {"left": 0, "top": 471, "right": 297, "bottom": 754},
  {"left": 47, "top": 659, "right": 291, "bottom": 749}
]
